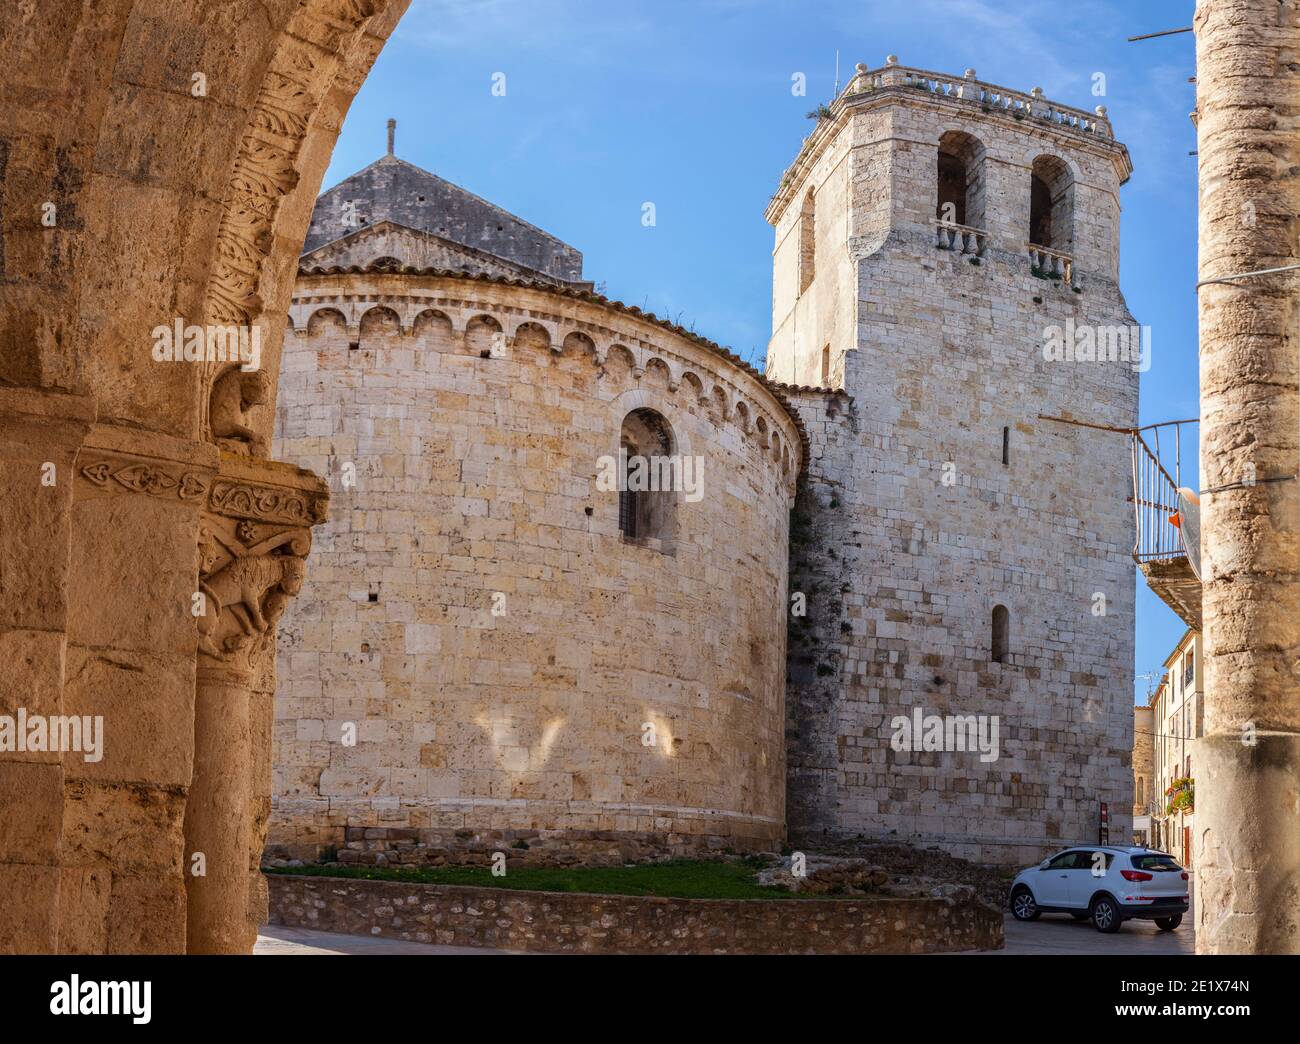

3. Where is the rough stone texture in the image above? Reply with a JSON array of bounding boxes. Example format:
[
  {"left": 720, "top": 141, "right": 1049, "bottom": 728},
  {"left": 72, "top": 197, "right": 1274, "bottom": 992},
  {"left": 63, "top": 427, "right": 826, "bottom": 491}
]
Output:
[
  {"left": 1193, "top": 0, "right": 1300, "bottom": 954},
  {"left": 266, "top": 872, "right": 1003, "bottom": 953},
  {"left": 0, "top": 0, "right": 411, "bottom": 953},
  {"left": 268, "top": 266, "right": 800, "bottom": 857},
  {"left": 1132, "top": 704, "right": 1154, "bottom": 838},
  {"left": 771, "top": 66, "right": 1138, "bottom": 864}
]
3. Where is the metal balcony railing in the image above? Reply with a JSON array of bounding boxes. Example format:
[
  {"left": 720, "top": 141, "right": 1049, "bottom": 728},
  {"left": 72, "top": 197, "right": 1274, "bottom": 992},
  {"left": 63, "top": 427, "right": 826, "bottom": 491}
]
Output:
[{"left": 1131, "top": 421, "right": 1196, "bottom": 563}]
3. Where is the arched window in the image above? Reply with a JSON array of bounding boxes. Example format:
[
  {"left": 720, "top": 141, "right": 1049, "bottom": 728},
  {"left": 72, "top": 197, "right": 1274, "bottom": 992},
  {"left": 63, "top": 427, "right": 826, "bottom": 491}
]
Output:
[
  {"left": 936, "top": 130, "right": 987, "bottom": 229},
  {"left": 991, "top": 604, "right": 1010, "bottom": 664},
  {"left": 1029, "top": 155, "right": 1075, "bottom": 251},
  {"left": 798, "top": 189, "right": 816, "bottom": 294},
  {"left": 1137, "top": 776, "right": 1145, "bottom": 806},
  {"left": 618, "top": 408, "right": 676, "bottom": 547}
]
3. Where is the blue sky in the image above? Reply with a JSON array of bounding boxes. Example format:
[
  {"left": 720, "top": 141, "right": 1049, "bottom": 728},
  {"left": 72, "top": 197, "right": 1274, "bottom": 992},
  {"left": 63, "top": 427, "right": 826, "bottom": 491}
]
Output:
[{"left": 322, "top": 0, "right": 1200, "bottom": 701}]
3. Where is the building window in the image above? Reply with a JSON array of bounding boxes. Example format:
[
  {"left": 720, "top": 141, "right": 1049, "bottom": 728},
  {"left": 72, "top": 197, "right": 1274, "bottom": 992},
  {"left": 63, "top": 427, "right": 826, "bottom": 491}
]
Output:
[
  {"left": 991, "top": 604, "right": 1009, "bottom": 664},
  {"left": 1183, "top": 650, "right": 1194, "bottom": 689},
  {"left": 1029, "top": 154, "right": 1075, "bottom": 252},
  {"left": 1001, "top": 426, "right": 1009, "bottom": 466},
  {"left": 820, "top": 345, "right": 830, "bottom": 385},
  {"left": 798, "top": 189, "right": 816, "bottom": 294},
  {"left": 618, "top": 408, "right": 676, "bottom": 547},
  {"left": 1136, "top": 776, "right": 1144, "bottom": 806},
  {"left": 937, "top": 130, "right": 987, "bottom": 229}
]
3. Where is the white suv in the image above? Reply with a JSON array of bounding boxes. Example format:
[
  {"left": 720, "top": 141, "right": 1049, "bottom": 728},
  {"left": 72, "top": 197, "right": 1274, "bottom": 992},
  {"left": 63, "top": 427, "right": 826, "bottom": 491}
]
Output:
[{"left": 1009, "top": 846, "right": 1189, "bottom": 933}]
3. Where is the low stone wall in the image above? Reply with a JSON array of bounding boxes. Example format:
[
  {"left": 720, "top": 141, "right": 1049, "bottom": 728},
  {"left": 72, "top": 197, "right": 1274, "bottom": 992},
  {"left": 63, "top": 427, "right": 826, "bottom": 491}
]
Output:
[{"left": 266, "top": 874, "right": 1003, "bottom": 954}]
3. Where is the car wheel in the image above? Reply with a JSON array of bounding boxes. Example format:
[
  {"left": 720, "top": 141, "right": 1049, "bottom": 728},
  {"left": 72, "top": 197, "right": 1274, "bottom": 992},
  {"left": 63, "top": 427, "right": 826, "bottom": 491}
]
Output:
[
  {"left": 1091, "top": 896, "right": 1121, "bottom": 933},
  {"left": 1155, "top": 914, "right": 1182, "bottom": 932},
  {"left": 1010, "top": 886, "right": 1040, "bottom": 921}
]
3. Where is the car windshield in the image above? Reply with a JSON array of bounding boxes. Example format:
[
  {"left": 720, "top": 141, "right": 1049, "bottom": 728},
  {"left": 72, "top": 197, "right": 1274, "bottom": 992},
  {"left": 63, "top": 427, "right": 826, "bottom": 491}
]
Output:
[{"left": 1131, "top": 853, "right": 1182, "bottom": 871}]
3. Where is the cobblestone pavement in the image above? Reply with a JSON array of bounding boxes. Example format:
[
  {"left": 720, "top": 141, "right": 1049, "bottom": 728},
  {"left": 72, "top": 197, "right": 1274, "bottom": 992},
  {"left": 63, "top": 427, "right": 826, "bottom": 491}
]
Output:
[
  {"left": 976, "top": 913, "right": 1195, "bottom": 955},
  {"left": 255, "top": 925, "right": 520, "bottom": 955},
  {"left": 259, "top": 914, "right": 1195, "bottom": 956}
]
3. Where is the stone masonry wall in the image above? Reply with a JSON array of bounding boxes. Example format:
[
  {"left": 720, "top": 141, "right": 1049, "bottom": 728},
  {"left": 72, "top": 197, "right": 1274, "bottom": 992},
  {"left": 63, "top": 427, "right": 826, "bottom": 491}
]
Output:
[
  {"left": 268, "top": 272, "right": 801, "bottom": 861},
  {"left": 774, "top": 71, "right": 1138, "bottom": 864},
  {"left": 266, "top": 872, "right": 1003, "bottom": 954}
]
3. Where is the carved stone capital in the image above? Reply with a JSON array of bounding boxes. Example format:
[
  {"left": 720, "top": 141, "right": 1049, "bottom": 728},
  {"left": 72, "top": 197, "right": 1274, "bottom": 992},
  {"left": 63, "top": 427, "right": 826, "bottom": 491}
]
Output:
[{"left": 196, "top": 454, "right": 328, "bottom": 674}]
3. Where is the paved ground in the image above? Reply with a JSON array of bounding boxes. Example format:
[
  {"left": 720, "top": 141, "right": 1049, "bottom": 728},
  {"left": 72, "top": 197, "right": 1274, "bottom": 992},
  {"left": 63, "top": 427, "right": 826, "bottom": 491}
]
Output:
[
  {"left": 978, "top": 912, "right": 1195, "bottom": 955},
  {"left": 260, "top": 900, "right": 1196, "bottom": 957},
  {"left": 255, "top": 925, "right": 518, "bottom": 955}
]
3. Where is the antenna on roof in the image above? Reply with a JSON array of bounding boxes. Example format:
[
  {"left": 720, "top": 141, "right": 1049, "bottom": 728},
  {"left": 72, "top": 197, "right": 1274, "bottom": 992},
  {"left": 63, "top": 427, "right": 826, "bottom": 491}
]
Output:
[
  {"left": 833, "top": 49, "right": 840, "bottom": 97},
  {"left": 387, "top": 118, "right": 396, "bottom": 156}
]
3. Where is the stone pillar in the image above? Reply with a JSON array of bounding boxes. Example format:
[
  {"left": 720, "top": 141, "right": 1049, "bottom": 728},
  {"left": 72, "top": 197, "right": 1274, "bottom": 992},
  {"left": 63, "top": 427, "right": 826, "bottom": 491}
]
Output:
[
  {"left": 183, "top": 455, "right": 326, "bottom": 953},
  {"left": 184, "top": 666, "right": 253, "bottom": 953},
  {"left": 0, "top": 388, "right": 94, "bottom": 953},
  {"left": 1194, "top": 0, "right": 1300, "bottom": 954}
]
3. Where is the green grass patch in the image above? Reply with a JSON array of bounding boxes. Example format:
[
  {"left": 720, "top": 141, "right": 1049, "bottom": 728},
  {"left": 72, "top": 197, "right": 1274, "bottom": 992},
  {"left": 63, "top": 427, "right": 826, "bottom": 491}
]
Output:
[{"left": 265, "top": 858, "right": 811, "bottom": 900}]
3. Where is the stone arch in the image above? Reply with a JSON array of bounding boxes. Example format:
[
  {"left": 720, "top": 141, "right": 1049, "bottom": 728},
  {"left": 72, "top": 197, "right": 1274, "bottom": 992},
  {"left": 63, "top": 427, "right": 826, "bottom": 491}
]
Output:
[
  {"left": 561, "top": 330, "right": 598, "bottom": 360},
  {"left": 512, "top": 321, "right": 552, "bottom": 353},
  {"left": 754, "top": 414, "right": 770, "bottom": 447},
  {"left": 733, "top": 399, "right": 751, "bottom": 433},
  {"left": 642, "top": 356, "right": 673, "bottom": 390},
  {"left": 465, "top": 314, "right": 505, "bottom": 357},
  {"left": 992, "top": 604, "right": 1011, "bottom": 664},
  {"left": 0, "top": 0, "right": 414, "bottom": 956},
  {"left": 1029, "top": 154, "right": 1076, "bottom": 252},
  {"left": 603, "top": 343, "right": 637, "bottom": 379},
  {"left": 798, "top": 188, "right": 816, "bottom": 294},
  {"left": 710, "top": 384, "right": 731, "bottom": 421},
  {"left": 618, "top": 407, "right": 678, "bottom": 548},
  {"left": 307, "top": 307, "right": 348, "bottom": 338},
  {"left": 358, "top": 305, "right": 402, "bottom": 344},
  {"left": 412, "top": 308, "right": 455, "bottom": 343},
  {"left": 608, "top": 388, "right": 694, "bottom": 461},
  {"left": 937, "top": 129, "right": 987, "bottom": 229},
  {"left": 679, "top": 371, "right": 705, "bottom": 403}
]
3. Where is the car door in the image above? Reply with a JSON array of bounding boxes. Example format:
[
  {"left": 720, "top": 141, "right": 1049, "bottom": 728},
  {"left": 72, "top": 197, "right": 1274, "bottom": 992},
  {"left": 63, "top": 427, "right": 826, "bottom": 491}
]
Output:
[
  {"left": 1035, "top": 850, "right": 1081, "bottom": 907},
  {"left": 1067, "top": 849, "right": 1113, "bottom": 909}
]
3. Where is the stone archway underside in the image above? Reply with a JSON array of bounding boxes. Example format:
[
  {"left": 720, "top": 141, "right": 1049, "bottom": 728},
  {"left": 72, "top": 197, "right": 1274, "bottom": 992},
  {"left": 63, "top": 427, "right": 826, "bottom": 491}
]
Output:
[{"left": 0, "top": 0, "right": 411, "bottom": 953}]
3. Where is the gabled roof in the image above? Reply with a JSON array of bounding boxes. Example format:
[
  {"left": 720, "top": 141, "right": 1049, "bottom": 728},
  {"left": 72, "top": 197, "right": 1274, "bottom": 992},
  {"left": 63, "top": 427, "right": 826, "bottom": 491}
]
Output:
[
  {"left": 304, "top": 154, "right": 584, "bottom": 283},
  {"left": 299, "top": 219, "right": 592, "bottom": 290}
]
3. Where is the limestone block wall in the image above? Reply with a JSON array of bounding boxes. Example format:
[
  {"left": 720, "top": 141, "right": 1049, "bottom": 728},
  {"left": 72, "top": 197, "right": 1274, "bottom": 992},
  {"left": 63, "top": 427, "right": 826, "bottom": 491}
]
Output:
[
  {"left": 772, "top": 69, "right": 1138, "bottom": 865},
  {"left": 1132, "top": 705, "right": 1154, "bottom": 822},
  {"left": 269, "top": 271, "right": 801, "bottom": 860},
  {"left": 766, "top": 66, "right": 1131, "bottom": 389}
]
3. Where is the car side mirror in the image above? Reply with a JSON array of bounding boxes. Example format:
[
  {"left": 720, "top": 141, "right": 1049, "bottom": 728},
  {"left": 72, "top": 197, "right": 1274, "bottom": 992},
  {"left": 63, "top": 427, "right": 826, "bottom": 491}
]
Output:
[{"left": 1038, "top": 859, "right": 1051, "bottom": 869}]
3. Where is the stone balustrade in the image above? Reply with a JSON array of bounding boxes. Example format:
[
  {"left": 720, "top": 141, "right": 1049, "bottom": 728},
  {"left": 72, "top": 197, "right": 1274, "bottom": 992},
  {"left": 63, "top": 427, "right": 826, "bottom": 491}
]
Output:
[
  {"left": 934, "top": 220, "right": 988, "bottom": 257},
  {"left": 848, "top": 59, "right": 1111, "bottom": 138},
  {"left": 1027, "top": 242, "right": 1075, "bottom": 283}
]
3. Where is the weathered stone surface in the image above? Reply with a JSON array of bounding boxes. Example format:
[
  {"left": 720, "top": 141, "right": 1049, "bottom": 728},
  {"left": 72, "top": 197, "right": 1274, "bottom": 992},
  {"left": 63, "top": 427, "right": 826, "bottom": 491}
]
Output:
[
  {"left": 773, "top": 66, "right": 1138, "bottom": 864},
  {"left": 270, "top": 267, "right": 800, "bottom": 857},
  {"left": 0, "top": 864, "right": 61, "bottom": 954},
  {"left": 1193, "top": 0, "right": 1300, "bottom": 955},
  {"left": 266, "top": 872, "right": 1003, "bottom": 954},
  {"left": 0, "top": 0, "right": 407, "bottom": 954}
]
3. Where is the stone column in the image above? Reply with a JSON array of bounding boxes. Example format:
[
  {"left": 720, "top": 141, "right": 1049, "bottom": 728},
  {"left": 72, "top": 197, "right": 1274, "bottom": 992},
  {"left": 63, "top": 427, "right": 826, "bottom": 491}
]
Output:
[
  {"left": 1194, "top": 0, "right": 1300, "bottom": 954},
  {"left": 0, "top": 388, "right": 95, "bottom": 953},
  {"left": 183, "top": 455, "right": 326, "bottom": 953}
]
